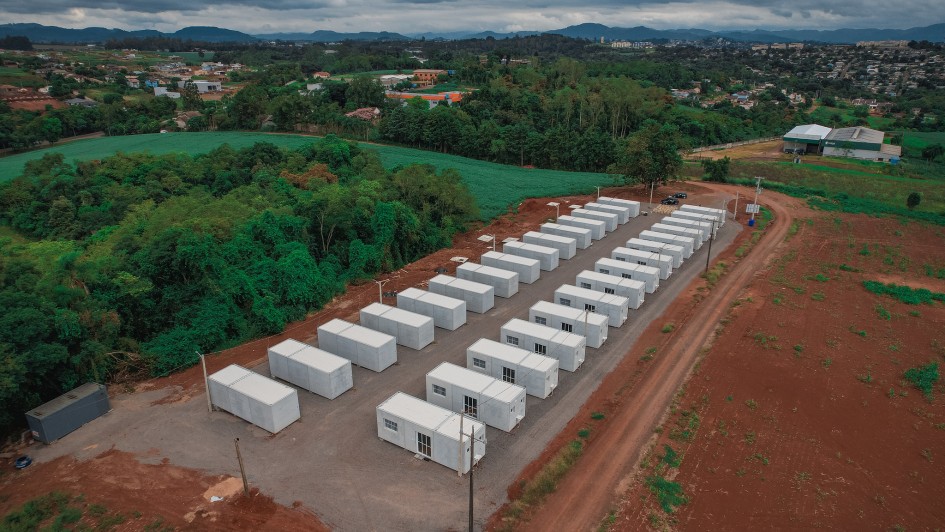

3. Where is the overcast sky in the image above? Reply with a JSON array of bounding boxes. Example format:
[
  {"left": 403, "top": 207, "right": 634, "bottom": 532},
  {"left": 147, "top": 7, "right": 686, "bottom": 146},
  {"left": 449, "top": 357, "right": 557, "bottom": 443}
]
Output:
[{"left": 1, "top": 0, "right": 941, "bottom": 35}]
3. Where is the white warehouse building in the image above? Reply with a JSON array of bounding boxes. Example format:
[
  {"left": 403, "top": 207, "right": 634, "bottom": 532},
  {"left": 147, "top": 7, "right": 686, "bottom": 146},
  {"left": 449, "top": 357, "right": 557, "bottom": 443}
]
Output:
[
  {"left": 639, "top": 230, "right": 695, "bottom": 258},
  {"left": 651, "top": 223, "right": 704, "bottom": 248},
  {"left": 571, "top": 208, "right": 618, "bottom": 232},
  {"left": 583, "top": 202, "right": 630, "bottom": 224},
  {"left": 597, "top": 196, "right": 641, "bottom": 217},
  {"left": 556, "top": 215, "right": 606, "bottom": 240}
]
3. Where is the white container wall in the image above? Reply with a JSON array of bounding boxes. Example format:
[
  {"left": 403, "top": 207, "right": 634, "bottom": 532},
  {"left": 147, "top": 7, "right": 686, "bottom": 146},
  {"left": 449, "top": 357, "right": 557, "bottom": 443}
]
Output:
[
  {"left": 480, "top": 251, "right": 541, "bottom": 284},
  {"left": 396, "top": 287, "right": 466, "bottom": 331},
  {"left": 360, "top": 303, "right": 435, "bottom": 350},
  {"left": 426, "top": 362, "right": 526, "bottom": 433},
  {"left": 680, "top": 204, "right": 726, "bottom": 226},
  {"left": 583, "top": 202, "right": 630, "bottom": 224},
  {"left": 598, "top": 196, "right": 641, "bottom": 217},
  {"left": 612, "top": 246, "right": 674, "bottom": 280},
  {"left": 651, "top": 223, "right": 704, "bottom": 248},
  {"left": 595, "top": 258, "right": 660, "bottom": 294},
  {"left": 317, "top": 319, "right": 397, "bottom": 372},
  {"left": 428, "top": 274, "right": 495, "bottom": 314},
  {"left": 268, "top": 339, "right": 353, "bottom": 400},
  {"left": 502, "top": 241, "right": 560, "bottom": 272},
  {"left": 529, "top": 301, "right": 609, "bottom": 348},
  {"left": 456, "top": 262, "right": 519, "bottom": 298},
  {"left": 575, "top": 270, "right": 645, "bottom": 310},
  {"left": 671, "top": 211, "right": 719, "bottom": 234},
  {"left": 540, "top": 223, "right": 592, "bottom": 249},
  {"left": 556, "top": 215, "right": 606, "bottom": 240},
  {"left": 376, "top": 392, "right": 486, "bottom": 474},
  {"left": 662, "top": 217, "right": 713, "bottom": 240},
  {"left": 522, "top": 231, "right": 577, "bottom": 260},
  {"left": 209, "top": 365, "right": 300, "bottom": 434},
  {"left": 467, "top": 339, "right": 558, "bottom": 399},
  {"left": 571, "top": 208, "right": 618, "bottom": 232},
  {"left": 639, "top": 230, "right": 695, "bottom": 258},
  {"left": 500, "top": 318, "right": 586, "bottom": 372},
  {"left": 625, "top": 237, "right": 684, "bottom": 268},
  {"left": 553, "top": 284, "right": 629, "bottom": 328}
]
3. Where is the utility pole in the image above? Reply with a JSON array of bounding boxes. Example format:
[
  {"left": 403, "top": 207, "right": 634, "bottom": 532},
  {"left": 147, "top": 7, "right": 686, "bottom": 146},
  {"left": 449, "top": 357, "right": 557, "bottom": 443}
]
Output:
[
  {"left": 235, "top": 438, "right": 249, "bottom": 496},
  {"left": 704, "top": 220, "right": 719, "bottom": 275},
  {"left": 596, "top": 186, "right": 601, "bottom": 199},
  {"left": 649, "top": 181, "right": 655, "bottom": 209},
  {"left": 374, "top": 279, "right": 388, "bottom": 303},
  {"left": 750, "top": 176, "right": 764, "bottom": 225},
  {"left": 468, "top": 427, "right": 474, "bottom": 532},
  {"left": 457, "top": 413, "right": 464, "bottom": 476},
  {"left": 733, "top": 192, "right": 739, "bottom": 222},
  {"left": 198, "top": 351, "right": 212, "bottom": 413}
]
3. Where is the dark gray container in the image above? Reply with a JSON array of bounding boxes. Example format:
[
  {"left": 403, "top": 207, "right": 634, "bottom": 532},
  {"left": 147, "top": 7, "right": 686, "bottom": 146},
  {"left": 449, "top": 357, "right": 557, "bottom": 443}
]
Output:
[{"left": 25, "top": 383, "right": 110, "bottom": 444}]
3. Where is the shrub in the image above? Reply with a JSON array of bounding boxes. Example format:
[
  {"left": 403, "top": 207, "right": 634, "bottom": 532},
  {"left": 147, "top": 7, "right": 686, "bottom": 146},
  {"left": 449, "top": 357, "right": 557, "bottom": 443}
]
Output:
[
  {"left": 863, "top": 280, "right": 945, "bottom": 305},
  {"left": 661, "top": 323, "right": 676, "bottom": 333},
  {"left": 904, "top": 363, "right": 939, "bottom": 399},
  {"left": 645, "top": 476, "right": 688, "bottom": 513}
]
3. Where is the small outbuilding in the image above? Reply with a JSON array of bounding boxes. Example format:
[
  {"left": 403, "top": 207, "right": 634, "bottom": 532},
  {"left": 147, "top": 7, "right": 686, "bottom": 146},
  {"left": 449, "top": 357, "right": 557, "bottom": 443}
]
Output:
[
  {"left": 360, "top": 303, "right": 435, "bottom": 350},
  {"left": 500, "top": 318, "right": 586, "bottom": 372},
  {"left": 480, "top": 251, "right": 541, "bottom": 284},
  {"left": 522, "top": 231, "right": 577, "bottom": 260},
  {"left": 651, "top": 223, "right": 704, "bottom": 248},
  {"left": 576, "top": 270, "right": 646, "bottom": 310},
  {"left": 597, "top": 196, "right": 641, "bottom": 217},
  {"left": 553, "top": 284, "right": 629, "bottom": 328},
  {"left": 317, "top": 319, "right": 398, "bottom": 372},
  {"left": 376, "top": 392, "right": 486, "bottom": 474},
  {"left": 625, "top": 237, "right": 684, "bottom": 268},
  {"left": 457, "top": 262, "right": 519, "bottom": 298},
  {"left": 426, "top": 362, "right": 526, "bottom": 433},
  {"left": 639, "top": 230, "right": 695, "bottom": 258},
  {"left": 467, "top": 339, "right": 558, "bottom": 399},
  {"left": 25, "top": 383, "right": 110, "bottom": 444},
  {"left": 679, "top": 204, "right": 725, "bottom": 226},
  {"left": 612, "top": 246, "right": 674, "bottom": 280},
  {"left": 268, "top": 339, "right": 353, "bottom": 400},
  {"left": 396, "top": 287, "right": 466, "bottom": 331},
  {"left": 583, "top": 202, "right": 630, "bottom": 224},
  {"left": 539, "top": 222, "right": 592, "bottom": 249},
  {"left": 502, "top": 241, "right": 560, "bottom": 271},
  {"left": 571, "top": 208, "right": 618, "bottom": 232},
  {"left": 662, "top": 216, "right": 713, "bottom": 240},
  {"left": 595, "top": 258, "right": 660, "bottom": 293},
  {"left": 556, "top": 215, "right": 606, "bottom": 240},
  {"left": 428, "top": 274, "right": 495, "bottom": 314},
  {"left": 208, "top": 365, "right": 301, "bottom": 434},
  {"left": 529, "top": 300, "right": 609, "bottom": 348}
]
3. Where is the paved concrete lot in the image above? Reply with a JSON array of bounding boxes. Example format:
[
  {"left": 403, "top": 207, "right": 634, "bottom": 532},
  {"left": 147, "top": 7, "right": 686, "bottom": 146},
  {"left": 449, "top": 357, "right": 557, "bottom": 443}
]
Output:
[{"left": 33, "top": 202, "right": 740, "bottom": 531}]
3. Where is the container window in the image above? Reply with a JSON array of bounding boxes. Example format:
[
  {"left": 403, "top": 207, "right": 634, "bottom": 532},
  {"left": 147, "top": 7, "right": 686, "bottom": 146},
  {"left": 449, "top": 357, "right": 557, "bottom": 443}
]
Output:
[
  {"left": 558, "top": 298, "right": 571, "bottom": 307},
  {"left": 580, "top": 282, "right": 592, "bottom": 289},
  {"left": 604, "top": 287, "right": 615, "bottom": 294},
  {"left": 502, "top": 367, "right": 516, "bottom": 384},
  {"left": 384, "top": 418, "right": 398, "bottom": 432},
  {"left": 433, "top": 384, "right": 446, "bottom": 397},
  {"left": 535, "top": 343, "right": 547, "bottom": 355},
  {"left": 561, "top": 323, "right": 573, "bottom": 333},
  {"left": 506, "top": 335, "right": 519, "bottom": 346},
  {"left": 600, "top": 269, "right": 609, "bottom": 275},
  {"left": 616, "top": 257, "right": 626, "bottom": 261},
  {"left": 534, "top": 316, "right": 547, "bottom": 326},
  {"left": 464, "top": 396, "right": 478, "bottom": 418},
  {"left": 473, "top": 357, "right": 486, "bottom": 369},
  {"left": 417, "top": 433, "right": 432, "bottom": 457},
  {"left": 622, "top": 273, "right": 632, "bottom": 279},
  {"left": 637, "top": 261, "right": 647, "bottom": 266},
  {"left": 584, "top": 304, "right": 596, "bottom": 312}
]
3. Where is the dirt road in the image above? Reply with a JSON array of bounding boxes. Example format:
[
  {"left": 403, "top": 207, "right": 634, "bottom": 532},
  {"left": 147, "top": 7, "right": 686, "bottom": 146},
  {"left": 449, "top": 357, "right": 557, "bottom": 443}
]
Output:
[{"left": 520, "top": 184, "right": 796, "bottom": 531}]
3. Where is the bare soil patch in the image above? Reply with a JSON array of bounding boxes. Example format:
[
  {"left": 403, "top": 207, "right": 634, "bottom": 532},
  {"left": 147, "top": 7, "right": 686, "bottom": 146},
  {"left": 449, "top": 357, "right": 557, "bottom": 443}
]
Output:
[{"left": 688, "top": 141, "right": 789, "bottom": 162}]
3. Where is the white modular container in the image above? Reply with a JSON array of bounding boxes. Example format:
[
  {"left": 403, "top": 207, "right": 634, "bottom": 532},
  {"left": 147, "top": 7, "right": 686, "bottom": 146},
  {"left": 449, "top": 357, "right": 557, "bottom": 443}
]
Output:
[
  {"left": 529, "top": 300, "right": 609, "bottom": 349},
  {"left": 522, "top": 231, "right": 577, "bottom": 260},
  {"left": 571, "top": 208, "right": 618, "bottom": 232},
  {"left": 595, "top": 258, "right": 660, "bottom": 294},
  {"left": 639, "top": 230, "right": 695, "bottom": 258},
  {"left": 597, "top": 196, "right": 641, "bottom": 217},
  {"left": 540, "top": 223, "right": 592, "bottom": 249},
  {"left": 651, "top": 223, "right": 704, "bottom": 248},
  {"left": 671, "top": 210, "right": 719, "bottom": 234},
  {"left": 208, "top": 365, "right": 300, "bottom": 434},
  {"left": 426, "top": 362, "right": 526, "bottom": 433},
  {"left": 583, "top": 202, "right": 630, "bottom": 224},
  {"left": 625, "top": 237, "right": 684, "bottom": 268},
  {"left": 396, "top": 287, "right": 466, "bottom": 331},
  {"left": 553, "top": 284, "right": 629, "bottom": 328},
  {"left": 317, "top": 319, "right": 397, "bottom": 372},
  {"left": 680, "top": 204, "right": 726, "bottom": 226},
  {"left": 663, "top": 216, "right": 713, "bottom": 240},
  {"left": 575, "top": 270, "right": 645, "bottom": 310},
  {"left": 500, "top": 318, "right": 586, "bottom": 372},
  {"left": 502, "top": 241, "right": 560, "bottom": 272},
  {"left": 467, "top": 339, "right": 558, "bottom": 399},
  {"left": 612, "top": 246, "right": 674, "bottom": 280},
  {"left": 556, "top": 215, "right": 606, "bottom": 240},
  {"left": 376, "top": 392, "right": 486, "bottom": 474},
  {"left": 428, "top": 274, "right": 495, "bottom": 314},
  {"left": 267, "top": 339, "right": 353, "bottom": 400},
  {"left": 360, "top": 303, "right": 435, "bottom": 350},
  {"left": 456, "top": 262, "right": 519, "bottom": 298},
  {"left": 480, "top": 251, "right": 540, "bottom": 284}
]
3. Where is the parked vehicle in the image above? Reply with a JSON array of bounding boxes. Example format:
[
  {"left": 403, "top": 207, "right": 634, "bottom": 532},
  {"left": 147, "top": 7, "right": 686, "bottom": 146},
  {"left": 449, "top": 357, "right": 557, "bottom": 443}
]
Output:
[
  {"left": 660, "top": 197, "right": 679, "bottom": 205},
  {"left": 14, "top": 455, "right": 32, "bottom": 469},
  {"left": 673, "top": 192, "right": 688, "bottom": 198}
]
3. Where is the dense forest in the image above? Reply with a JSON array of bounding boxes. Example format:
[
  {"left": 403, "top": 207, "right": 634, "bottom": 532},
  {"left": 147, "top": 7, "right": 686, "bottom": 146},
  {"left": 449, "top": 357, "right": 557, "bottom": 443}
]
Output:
[{"left": 0, "top": 135, "right": 477, "bottom": 435}]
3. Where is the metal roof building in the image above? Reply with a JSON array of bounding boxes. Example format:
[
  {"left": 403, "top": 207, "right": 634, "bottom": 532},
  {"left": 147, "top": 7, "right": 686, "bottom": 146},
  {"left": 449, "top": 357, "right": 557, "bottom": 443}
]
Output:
[
  {"left": 782, "top": 124, "right": 832, "bottom": 154},
  {"left": 822, "top": 126, "right": 902, "bottom": 162}
]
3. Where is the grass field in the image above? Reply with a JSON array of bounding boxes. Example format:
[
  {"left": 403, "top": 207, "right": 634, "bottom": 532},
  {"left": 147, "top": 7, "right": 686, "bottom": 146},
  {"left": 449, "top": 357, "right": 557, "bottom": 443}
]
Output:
[
  {"left": 901, "top": 131, "right": 945, "bottom": 154},
  {"left": 0, "top": 132, "right": 612, "bottom": 220}
]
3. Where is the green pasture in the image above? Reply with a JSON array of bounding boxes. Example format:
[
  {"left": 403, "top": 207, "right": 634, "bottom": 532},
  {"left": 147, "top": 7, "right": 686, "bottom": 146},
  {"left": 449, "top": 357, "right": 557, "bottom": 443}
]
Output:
[{"left": 0, "top": 132, "right": 612, "bottom": 220}]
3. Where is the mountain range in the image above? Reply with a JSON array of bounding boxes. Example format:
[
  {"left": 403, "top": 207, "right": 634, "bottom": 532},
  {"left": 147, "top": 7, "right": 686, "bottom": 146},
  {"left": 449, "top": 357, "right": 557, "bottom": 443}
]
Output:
[{"left": 0, "top": 22, "right": 943, "bottom": 45}]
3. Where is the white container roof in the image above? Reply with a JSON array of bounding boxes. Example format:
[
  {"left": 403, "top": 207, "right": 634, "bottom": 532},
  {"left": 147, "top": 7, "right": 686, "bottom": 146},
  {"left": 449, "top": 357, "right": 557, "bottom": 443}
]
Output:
[
  {"left": 598, "top": 196, "right": 640, "bottom": 206},
  {"left": 268, "top": 339, "right": 309, "bottom": 358},
  {"left": 558, "top": 215, "right": 605, "bottom": 227},
  {"left": 504, "top": 318, "right": 584, "bottom": 347},
  {"left": 505, "top": 241, "right": 556, "bottom": 254},
  {"left": 469, "top": 339, "right": 558, "bottom": 371},
  {"left": 578, "top": 270, "right": 647, "bottom": 290},
  {"left": 598, "top": 257, "right": 660, "bottom": 275},
  {"left": 556, "top": 284, "right": 630, "bottom": 307},
  {"left": 531, "top": 300, "right": 609, "bottom": 325},
  {"left": 364, "top": 302, "right": 432, "bottom": 327},
  {"left": 229, "top": 372, "right": 296, "bottom": 405},
  {"left": 524, "top": 231, "right": 575, "bottom": 245},
  {"left": 429, "top": 362, "right": 522, "bottom": 402},
  {"left": 482, "top": 251, "right": 538, "bottom": 266},
  {"left": 431, "top": 274, "right": 492, "bottom": 295},
  {"left": 627, "top": 238, "right": 685, "bottom": 253},
  {"left": 291, "top": 345, "right": 349, "bottom": 373},
  {"left": 458, "top": 262, "right": 517, "bottom": 280},
  {"left": 614, "top": 247, "right": 670, "bottom": 262},
  {"left": 401, "top": 287, "right": 465, "bottom": 309},
  {"left": 321, "top": 318, "right": 394, "bottom": 347},
  {"left": 209, "top": 364, "right": 251, "bottom": 386},
  {"left": 541, "top": 223, "right": 590, "bottom": 235},
  {"left": 378, "top": 392, "right": 485, "bottom": 435}
]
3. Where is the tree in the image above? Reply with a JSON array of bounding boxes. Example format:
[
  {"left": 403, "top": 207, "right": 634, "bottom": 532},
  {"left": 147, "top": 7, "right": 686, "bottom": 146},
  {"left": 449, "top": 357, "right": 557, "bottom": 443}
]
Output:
[
  {"left": 40, "top": 117, "right": 63, "bottom": 145},
  {"left": 608, "top": 120, "right": 684, "bottom": 187},
  {"left": 181, "top": 82, "right": 202, "bottom": 111},
  {"left": 922, "top": 144, "right": 944, "bottom": 163},
  {"left": 701, "top": 156, "right": 730, "bottom": 182},
  {"left": 907, "top": 192, "right": 921, "bottom": 210}
]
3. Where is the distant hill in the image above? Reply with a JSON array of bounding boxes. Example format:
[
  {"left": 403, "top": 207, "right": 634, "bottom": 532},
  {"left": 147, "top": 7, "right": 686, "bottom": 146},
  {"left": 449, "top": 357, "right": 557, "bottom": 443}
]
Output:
[
  {"left": 0, "top": 23, "right": 257, "bottom": 43},
  {"left": 254, "top": 30, "right": 410, "bottom": 42}
]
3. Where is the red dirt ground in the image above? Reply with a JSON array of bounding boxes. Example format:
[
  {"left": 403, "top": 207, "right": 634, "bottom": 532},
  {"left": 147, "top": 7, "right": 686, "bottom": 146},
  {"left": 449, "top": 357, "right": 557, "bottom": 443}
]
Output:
[{"left": 611, "top": 211, "right": 945, "bottom": 529}]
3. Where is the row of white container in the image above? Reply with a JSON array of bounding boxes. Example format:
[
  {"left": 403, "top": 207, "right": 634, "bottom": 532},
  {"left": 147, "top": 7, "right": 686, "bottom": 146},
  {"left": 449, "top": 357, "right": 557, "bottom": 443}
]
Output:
[{"left": 679, "top": 204, "right": 726, "bottom": 226}]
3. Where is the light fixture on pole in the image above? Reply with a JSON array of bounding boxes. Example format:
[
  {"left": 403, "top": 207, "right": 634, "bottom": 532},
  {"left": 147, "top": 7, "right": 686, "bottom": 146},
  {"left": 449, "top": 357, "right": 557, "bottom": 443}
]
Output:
[
  {"left": 477, "top": 234, "right": 495, "bottom": 252},
  {"left": 649, "top": 181, "right": 655, "bottom": 209},
  {"left": 374, "top": 279, "right": 388, "bottom": 303},
  {"left": 596, "top": 186, "right": 601, "bottom": 199},
  {"left": 546, "top": 201, "right": 559, "bottom": 218}
]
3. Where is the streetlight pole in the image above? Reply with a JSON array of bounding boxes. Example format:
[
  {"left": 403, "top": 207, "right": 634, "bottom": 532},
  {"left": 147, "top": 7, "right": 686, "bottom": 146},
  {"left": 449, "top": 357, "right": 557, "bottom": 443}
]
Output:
[
  {"left": 374, "top": 279, "right": 388, "bottom": 303},
  {"left": 649, "top": 181, "right": 655, "bottom": 209},
  {"left": 704, "top": 219, "right": 719, "bottom": 275},
  {"left": 596, "top": 186, "right": 601, "bottom": 199},
  {"left": 750, "top": 176, "right": 764, "bottom": 225}
]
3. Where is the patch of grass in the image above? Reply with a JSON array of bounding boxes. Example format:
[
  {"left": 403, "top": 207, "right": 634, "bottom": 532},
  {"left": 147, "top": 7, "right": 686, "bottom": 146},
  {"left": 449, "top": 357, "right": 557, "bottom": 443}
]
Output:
[
  {"left": 660, "top": 444, "right": 682, "bottom": 468},
  {"left": 669, "top": 409, "right": 701, "bottom": 443},
  {"left": 578, "top": 428, "right": 591, "bottom": 438},
  {"left": 591, "top": 411, "right": 605, "bottom": 420},
  {"left": 745, "top": 399, "right": 758, "bottom": 411},
  {"left": 772, "top": 294, "right": 784, "bottom": 305},
  {"left": 753, "top": 332, "right": 779, "bottom": 349},
  {"left": 838, "top": 263, "right": 860, "bottom": 272},
  {"left": 744, "top": 431, "right": 756, "bottom": 445},
  {"left": 725, "top": 394, "right": 733, "bottom": 402},
  {"left": 813, "top": 274, "right": 830, "bottom": 282},
  {"left": 904, "top": 362, "right": 939, "bottom": 399},
  {"left": 857, "top": 370, "right": 874, "bottom": 384},
  {"left": 823, "top": 357, "right": 834, "bottom": 370},
  {"left": 504, "top": 439, "right": 584, "bottom": 521},
  {"left": 749, "top": 453, "right": 770, "bottom": 465},
  {"left": 661, "top": 323, "right": 676, "bottom": 333},
  {"left": 645, "top": 346, "right": 658, "bottom": 355},
  {"left": 909, "top": 310, "right": 921, "bottom": 317},
  {"left": 639, "top": 354, "right": 654, "bottom": 362},
  {"left": 863, "top": 280, "right": 945, "bottom": 305},
  {"left": 703, "top": 261, "right": 728, "bottom": 286},
  {"left": 859, "top": 244, "right": 872, "bottom": 256},
  {"left": 875, "top": 304, "right": 892, "bottom": 320},
  {"left": 921, "top": 448, "right": 933, "bottom": 462},
  {"left": 645, "top": 476, "right": 688, "bottom": 514},
  {"left": 811, "top": 292, "right": 826, "bottom": 301}
]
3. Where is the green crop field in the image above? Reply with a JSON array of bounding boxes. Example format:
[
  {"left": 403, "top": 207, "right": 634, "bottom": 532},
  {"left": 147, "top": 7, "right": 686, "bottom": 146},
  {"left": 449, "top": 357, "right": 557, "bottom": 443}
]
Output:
[{"left": 0, "top": 132, "right": 612, "bottom": 220}]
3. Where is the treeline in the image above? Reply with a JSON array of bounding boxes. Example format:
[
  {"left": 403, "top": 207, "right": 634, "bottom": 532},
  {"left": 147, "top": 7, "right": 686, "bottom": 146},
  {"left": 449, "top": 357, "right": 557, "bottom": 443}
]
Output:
[
  {"left": 0, "top": 136, "right": 478, "bottom": 435},
  {"left": 0, "top": 35, "right": 32, "bottom": 51}
]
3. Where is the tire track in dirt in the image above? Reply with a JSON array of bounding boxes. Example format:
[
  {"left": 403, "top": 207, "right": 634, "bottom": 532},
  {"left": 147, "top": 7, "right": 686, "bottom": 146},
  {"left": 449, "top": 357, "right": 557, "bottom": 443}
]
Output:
[{"left": 519, "top": 185, "right": 796, "bottom": 531}]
